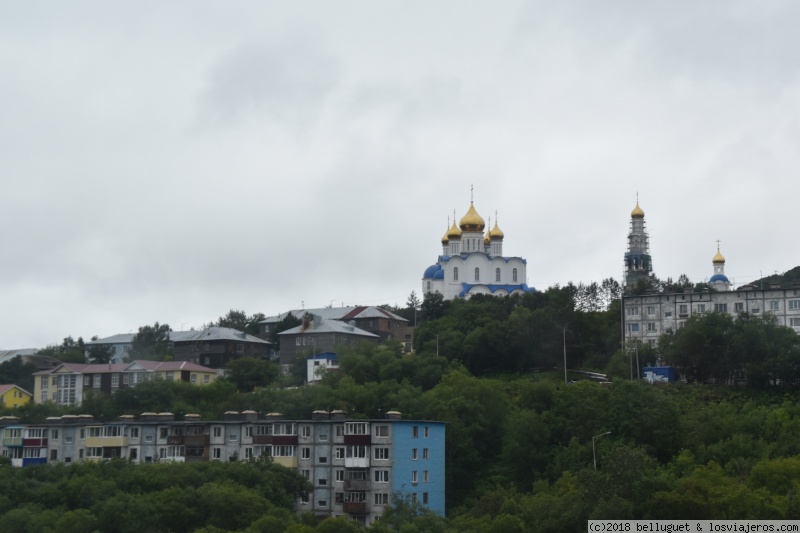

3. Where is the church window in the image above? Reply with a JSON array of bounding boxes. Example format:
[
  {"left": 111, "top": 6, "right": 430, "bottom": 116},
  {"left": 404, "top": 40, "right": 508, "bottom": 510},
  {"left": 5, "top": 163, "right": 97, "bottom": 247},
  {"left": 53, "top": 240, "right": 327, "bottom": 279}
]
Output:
[
  {"left": 474, "top": 268, "right": 480, "bottom": 282},
  {"left": 453, "top": 267, "right": 458, "bottom": 281},
  {"left": 495, "top": 268, "right": 501, "bottom": 282},
  {"left": 426, "top": 281, "right": 431, "bottom": 292},
  {"left": 512, "top": 268, "right": 518, "bottom": 282}
]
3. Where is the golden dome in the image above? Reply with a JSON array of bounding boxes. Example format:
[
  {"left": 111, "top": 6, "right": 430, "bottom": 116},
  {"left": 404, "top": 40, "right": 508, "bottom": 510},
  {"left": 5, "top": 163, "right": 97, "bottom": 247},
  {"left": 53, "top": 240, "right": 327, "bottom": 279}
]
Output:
[
  {"left": 631, "top": 201, "right": 645, "bottom": 218},
  {"left": 459, "top": 202, "right": 485, "bottom": 232},
  {"left": 483, "top": 230, "right": 490, "bottom": 245},
  {"left": 489, "top": 221, "right": 504, "bottom": 240},
  {"left": 441, "top": 227, "right": 449, "bottom": 245},
  {"left": 447, "top": 221, "right": 462, "bottom": 240},
  {"left": 713, "top": 249, "right": 725, "bottom": 264}
]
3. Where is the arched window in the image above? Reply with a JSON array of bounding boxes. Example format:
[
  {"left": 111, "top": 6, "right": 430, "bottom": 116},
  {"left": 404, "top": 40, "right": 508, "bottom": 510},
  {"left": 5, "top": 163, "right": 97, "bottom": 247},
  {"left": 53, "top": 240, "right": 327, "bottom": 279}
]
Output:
[
  {"left": 495, "top": 268, "right": 501, "bottom": 282},
  {"left": 474, "top": 267, "right": 480, "bottom": 282},
  {"left": 426, "top": 281, "right": 431, "bottom": 292},
  {"left": 513, "top": 268, "right": 518, "bottom": 282},
  {"left": 453, "top": 267, "right": 459, "bottom": 281}
]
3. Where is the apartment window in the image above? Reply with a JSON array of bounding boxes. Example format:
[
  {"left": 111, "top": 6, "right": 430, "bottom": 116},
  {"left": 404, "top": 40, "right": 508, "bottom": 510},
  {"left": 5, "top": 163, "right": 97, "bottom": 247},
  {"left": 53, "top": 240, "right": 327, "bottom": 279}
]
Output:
[
  {"left": 236, "top": 343, "right": 244, "bottom": 353},
  {"left": 665, "top": 310, "right": 673, "bottom": 317},
  {"left": 317, "top": 500, "right": 327, "bottom": 508},
  {"left": 790, "top": 300, "right": 800, "bottom": 311},
  {"left": 296, "top": 338, "right": 301, "bottom": 346},
  {"left": 753, "top": 308, "right": 761, "bottom": 314},
  {"left": 374, "top": 493, "right": 389, "bottom": 506},
  {"left": 512, "top": 268, "right": 518, "bottom": 282},
  {"left": 424, "top": 426, "right": 429, "bottom": 438},
  {"left": 93, "top": 375, "right": 101, "bottom": 389},
  {"left": 412, "top": 448, "right": 418, "bottom": 460},
  {"left": 790, "top": 318, "right": 800, "bottom": 327},
  {"left": 647, "top": 323, "right": 656, "bottom": 333},
  {"left": 335, "top": 469, "right": 345, "bottom": 482},
  {"left": 301, "top": 492, "right": 310, "bottom": 504},
  {"left": 679, "top": 304, "right": 688, "bottom": 316},
  {"left": 318, "top": 478, "right": 327, "bottom": 486},
  {"left": 318, "top": 456, "right": 328, "bottom": 464},
  {"left": 122, "top": 374, "right": 130, "bottom": 385},
  {"left": 627, "top": 323, "right": 640, "bottom": 333},
  {"left": 212, "top": 427, "right": 222, "bottom": 438},
  {"left": 412, "top": 471, "right": 418, "bottom": 485},
  {"left": 374, "top": 447, "right": 389, "bottom": 460},
  {"left": 626, "top": 306, "right": 639, "bottom": 316},
  {"left": 159, "top": 428, "right": 168, "bottom": 439},
  {"left": 84, "top": 375, "right": 90, "bottom": 387},
  {"left": 374, "top": 470, "right": 389, "bottom": 483},
  {"left": 345, "top": 422, "right": 367, "bottom": 435},
  {"left": 213, "top": 448, "right": 221, "bottom": 459},
  {"left": 411, "top": 493, "right": 417, "bottom": 504},
  {"left": 423, "top": 448, "right": 429, "bottom": 460},
  {"left": 374, "top": 425, "right": 389, "bottom": 437},
  {"left": 423, "top": 493, "right": 429, "bottom": 505},
  {"left": 453, "top": 267, "right": 459, "bottom": 281},
  {"left": 111, "top": 374, "right": 119, "bottom": 388},
  {"left": 300, "top": 425, "right": 311, "bottom": 438},
  {"left": 130, "top": 428, "right": 139, "bottom": 438},
  {"left": 166, "top": 371, "right": 174, "bottom": 381},
  {"left": 301, "top": 447, "right": 310, "bottom": 459},
  {"left": 190, "top": 374, "right": 197, "bottom": 384},
  {"left": 770, "top": 300, "right": 780, "bottom": 311},
  {"left": 273, "top": 446, "right": 295, "bottom": 457},
  {"left": 735, "top": 302, "right": 745, "bottom": 313},
  {"left": 647, "top": 306, "right": 656, "bottom": 316},
  {"left": 474, "top": 267, "right": 480, "bottom": 282},
  {"left": 495, "top": 268, "right": 501, "bottom": 282},
  {"left": 335, "top": 447, "right": 345, "bottom": 459},
  {"left": 346, "top": 446, "right": 367, "bottom": 458},
  {"left": 41, "top": 377, "right": 48, "bottom": 390},
  {"left": 79, "top": 429, "right": 85, "bottom": 439},
  {"left": 714, "top": 304, "right": 728, "bottom": 313},
  {"left": 697, "top": 304, "right": 706, "bottom": 313},
  {"left": 648, "top": 339, "right": 657, "bottom": 348},
  {"left": 244, "top": 448, "right": 253, "bottom": 459},
  {"left": 412, "top": 426, "right": 419, "bottom": 438},
  {"left": 229, "top": 433, "right": 238, "bottom": 442},
  {"left": 40, "top": 392, "right": 47, "bottom": 403},
  {"left": 678, "top": 321, "right": 686, "bottom": 330},
  {"left": 65, "top": 435, "right": 73, "bottom": 444},
  {"left": 335, "top": 425, "right": 344, "bottom": 437},
  {"left": 318, "top": 432, "right": 328, "bottom": 441},
  {"left": 203, "top": 375, "right": 210, "bottom": 384},
  {"left": 423, "top": 470, "right": 429, "bottom": 482}
]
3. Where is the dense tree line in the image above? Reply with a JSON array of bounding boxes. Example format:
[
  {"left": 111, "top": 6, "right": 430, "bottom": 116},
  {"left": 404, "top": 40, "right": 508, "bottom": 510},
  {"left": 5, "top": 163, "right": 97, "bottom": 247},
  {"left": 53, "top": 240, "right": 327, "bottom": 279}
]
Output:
[{"left": 5, "top": 288, "right": 800, "bottom": 528}]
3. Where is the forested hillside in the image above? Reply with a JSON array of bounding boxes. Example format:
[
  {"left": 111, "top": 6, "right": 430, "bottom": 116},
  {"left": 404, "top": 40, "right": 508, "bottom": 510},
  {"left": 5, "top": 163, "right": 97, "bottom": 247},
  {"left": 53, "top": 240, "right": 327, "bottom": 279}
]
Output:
[{"left": 4, "top": 288, "right": 800, "bottom": 530}]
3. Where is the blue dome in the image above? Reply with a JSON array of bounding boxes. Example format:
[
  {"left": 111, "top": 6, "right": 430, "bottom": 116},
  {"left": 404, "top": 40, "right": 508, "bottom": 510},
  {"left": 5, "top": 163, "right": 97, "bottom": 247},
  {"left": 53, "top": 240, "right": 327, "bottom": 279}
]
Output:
[
  {"left": 433, "top": 269, "right": 445, "bottom": 280},
  {"left": 709, "top": 274, "right": 729, "bottom": 283},
  {"left": 423, "top": 264, "right": 442, "bottom": 279}
]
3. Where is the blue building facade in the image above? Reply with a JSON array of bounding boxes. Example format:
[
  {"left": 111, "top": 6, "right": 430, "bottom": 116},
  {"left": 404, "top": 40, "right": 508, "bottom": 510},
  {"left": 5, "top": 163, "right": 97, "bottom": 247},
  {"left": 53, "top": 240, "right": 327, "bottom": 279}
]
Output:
[{"left": 390, "top": 420, "right": 446, "bottom": 516}]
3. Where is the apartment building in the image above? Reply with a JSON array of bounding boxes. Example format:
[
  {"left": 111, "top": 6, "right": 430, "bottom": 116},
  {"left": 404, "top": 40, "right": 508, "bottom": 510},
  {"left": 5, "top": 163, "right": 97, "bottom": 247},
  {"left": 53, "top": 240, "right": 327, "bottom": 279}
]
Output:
[{"left": 0, "top": 411, "right": 445, "bottom": 524}]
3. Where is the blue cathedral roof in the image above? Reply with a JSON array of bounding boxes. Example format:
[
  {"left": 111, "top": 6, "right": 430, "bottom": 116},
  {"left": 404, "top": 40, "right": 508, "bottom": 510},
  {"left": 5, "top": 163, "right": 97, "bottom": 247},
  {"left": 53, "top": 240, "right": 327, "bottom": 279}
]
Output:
[
  {"left": 709, "top": 274, "right": 729, "bottom": 283},
  {"left": 423, "top": 264, "right": 442, "bottom": 279},
  {"left": 457, "top": 283, "right": 535, "bottom": 298}
]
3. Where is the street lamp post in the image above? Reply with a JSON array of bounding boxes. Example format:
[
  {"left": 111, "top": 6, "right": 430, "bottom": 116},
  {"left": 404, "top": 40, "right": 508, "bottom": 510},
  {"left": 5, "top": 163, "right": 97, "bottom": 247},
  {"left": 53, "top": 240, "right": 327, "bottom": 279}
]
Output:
[
  {"left": 593, "top": 431, "right": 611, "bottom": 470},
  {"left": 563, "top": 327, "right": 568, "bottom": 384}
]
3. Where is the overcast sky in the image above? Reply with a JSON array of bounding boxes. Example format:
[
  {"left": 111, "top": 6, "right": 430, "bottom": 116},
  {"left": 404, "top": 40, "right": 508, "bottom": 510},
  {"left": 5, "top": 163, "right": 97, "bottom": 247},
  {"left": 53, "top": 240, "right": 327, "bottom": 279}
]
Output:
[{"left": 2, "top": 1, "right": 799, "bottom": 349}]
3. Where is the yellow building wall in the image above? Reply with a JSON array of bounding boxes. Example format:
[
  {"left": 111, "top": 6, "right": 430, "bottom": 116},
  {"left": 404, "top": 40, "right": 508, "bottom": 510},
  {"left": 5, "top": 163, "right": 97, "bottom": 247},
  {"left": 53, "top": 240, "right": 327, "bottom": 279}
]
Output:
[{"left": 0, "top": 387, "right": 31, "bottom": 408}]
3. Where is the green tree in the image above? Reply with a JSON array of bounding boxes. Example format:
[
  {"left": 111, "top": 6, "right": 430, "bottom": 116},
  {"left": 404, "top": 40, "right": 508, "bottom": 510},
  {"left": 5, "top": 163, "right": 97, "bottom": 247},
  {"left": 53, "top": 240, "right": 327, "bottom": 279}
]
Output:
[
  {"left": 270, "top": 312, "right": 303, "bottom": 345},
  {"left": 87, "top": 336, "right": 115, "bottom": 364},
  {"left": 213, "top": 309, "right": 266, "bottom": 337},
  {"left": 224, "top": 357, "right": 280, "bottom": 392},
  {"left": 0, "top": 357, "right": 38, "bottom": 392},
  {"left": 130, "top": 322, "right": 172, "bottom": 361}
]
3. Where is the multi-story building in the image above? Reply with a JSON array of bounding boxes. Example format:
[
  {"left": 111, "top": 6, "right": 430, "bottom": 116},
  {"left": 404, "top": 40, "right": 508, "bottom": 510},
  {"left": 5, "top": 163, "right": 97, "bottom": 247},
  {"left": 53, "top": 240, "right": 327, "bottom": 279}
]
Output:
[
  {"left": 422, "top": 198, "right": 533, "bottom": 300},
  {"left": 276, "top": 314, "right": 379, "bottom": 365},
  {"left": 621, "top": 200, "right": 800, "bottom": 348},
  {"left": 86, "top": 327, "right": 271, "bottom": 366},
  {"left": 0, "top": 411, "right": 445, "bottom": 525},
  {"left": 261, "top": 306, "right": 409, "bottom": 343},
  {"left": 32, "top": 360, "right": 219, "bottom": 406}
]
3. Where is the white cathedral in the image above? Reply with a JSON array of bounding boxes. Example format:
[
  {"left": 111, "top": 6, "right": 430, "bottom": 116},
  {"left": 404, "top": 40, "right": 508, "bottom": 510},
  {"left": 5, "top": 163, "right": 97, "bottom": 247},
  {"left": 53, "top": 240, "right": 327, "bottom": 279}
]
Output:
[{"left": 422, "top": 200, "right": 534, "bottom": 300}]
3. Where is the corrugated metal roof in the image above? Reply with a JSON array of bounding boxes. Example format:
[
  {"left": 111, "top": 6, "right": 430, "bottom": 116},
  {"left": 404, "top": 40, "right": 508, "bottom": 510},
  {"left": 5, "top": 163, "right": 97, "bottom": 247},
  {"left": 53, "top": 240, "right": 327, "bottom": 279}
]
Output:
[
  {"left": 0, "top": 349, "right": 39, "bottom": 364},
  {"left": 260, "top": 306, "right": 407, "bottom": 324},
  {"left": 86, "top": 327, "right": 270, "bottom": 346},
  {"left": 35, "top": 360, "right": 217, "bottom": 375},
  {"left": 278, "top": 316, "right": 378, "bottom": 338}
]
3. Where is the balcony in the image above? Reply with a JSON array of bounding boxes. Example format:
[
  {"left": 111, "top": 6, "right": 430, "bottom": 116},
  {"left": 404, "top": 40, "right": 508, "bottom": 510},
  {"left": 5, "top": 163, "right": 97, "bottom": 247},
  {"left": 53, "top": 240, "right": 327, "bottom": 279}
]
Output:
[
  {"left": 23, "top": 438, "right": 47, "bottom": 447},
  {"left": 252, "top": 435, "right": 273, "bottom": 445},
  {"left": 167, "top": 436, "right": 185, "bottom": 445},
  {"left": 343, "top": 435, "right": 371, "bottom": 446},
  {"left": 344, "top": 479, "right": 370, "bottom": 491},
  {"left": 185, "top": 435, "right": 209, "bottom": 447},
  {"left": 344, "top": 457, "right": 369, "bottom": 468},
  {"left": 343, "top": 502, "right": 368, "bottom": 514},
  {"left": 85, "top": 437, "right": 129, "bottom": 448}
]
